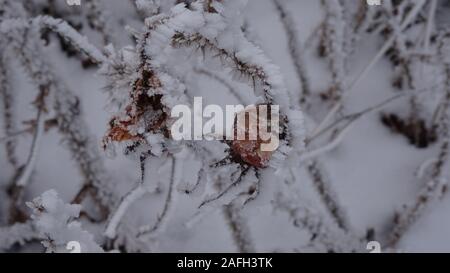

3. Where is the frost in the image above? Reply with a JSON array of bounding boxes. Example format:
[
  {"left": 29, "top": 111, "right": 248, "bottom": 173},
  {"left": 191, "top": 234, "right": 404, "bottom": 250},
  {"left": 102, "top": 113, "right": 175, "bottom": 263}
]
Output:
[
  {"left": 0, "top": 223, "right": 37, "bottom": 251},
  {"left": 27, "top": 190, "right": 103, "bottom": 253}
]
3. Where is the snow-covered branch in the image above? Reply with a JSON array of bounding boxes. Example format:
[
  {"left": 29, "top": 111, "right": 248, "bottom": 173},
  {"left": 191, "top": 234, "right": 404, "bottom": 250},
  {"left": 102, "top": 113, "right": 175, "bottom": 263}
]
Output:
[
  {"left": 27, "top": 190, "right": 104, "bottom": 253},
  {"left": 0, "top": 52, "right": 19, "bottom": 170},
  {"left": 273, "top": 0, "right": 311, "bottom": 106},
  {"left": 0, "top": 16, "right": 107, "bottom": 64}
]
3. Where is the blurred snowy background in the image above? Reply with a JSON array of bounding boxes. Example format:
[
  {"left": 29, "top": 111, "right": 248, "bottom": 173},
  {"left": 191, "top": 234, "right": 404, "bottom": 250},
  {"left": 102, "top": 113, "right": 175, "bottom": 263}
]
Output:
[{"left": 1, "top": 0, "right": 450, "bottom": 253}]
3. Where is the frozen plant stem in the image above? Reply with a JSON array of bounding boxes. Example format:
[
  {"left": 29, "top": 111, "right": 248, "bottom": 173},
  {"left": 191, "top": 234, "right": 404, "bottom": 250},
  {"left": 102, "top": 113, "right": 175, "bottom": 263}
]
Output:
[
  {"left": 0, "top": 17, "right": 108, "bottom": 64},
  {"left": 306, "top": 161, "right": 350, "bottom": 231},
  {"left": 423, "top": 0, "right": 437, "bottom": 52},
  {"left": 138, "top": 154, "right": 184, "bottom": 237},
  {"left": 272, "top": 0, "right": 311, "bottom": 105},
  {"left": 0, "top": 54, "right": 19, "bottom": 169},
  {"left": 320, "top": 0, "right": 347, "bottom": 103},
  {"left": 3, "top": 17, "right": 114, "bottom": 220},
  {"left": 0, "top": 221, "right": 37, "bottom": 251},
  {"left": 0, "top": 129, "right": 32, "bottom": 144},
  {"left": 84, "top": 0, "right": 114, "bottom": 45},
  {"left": 274, "top": 191, "right": 359, "bottom": 252},
  {"left": 15, "top": 91, "right": 46, "bottom": 188},
  {"left": 194, "top": 67, "right": 248, "bottom": 104},
  {"left": 388, "top": 62, "right": 450, "bottom": 248},
  {"left": 105, "top": 185, "right": 152, "bottom": 239},
  {"left": 310, "top": 0, "right": 427, "bottom": 139},
  {"left": 8, "top": 88, "right": 47, "bottom": 224},
  {"left": 305, "top": 86, "right": 438, "bottom": 149},
  {"left": 1, "top": 1, "right": 122, "bottom": 231},
  {"left": 223, "top": 203, "right": 255, "bottom": 253}
]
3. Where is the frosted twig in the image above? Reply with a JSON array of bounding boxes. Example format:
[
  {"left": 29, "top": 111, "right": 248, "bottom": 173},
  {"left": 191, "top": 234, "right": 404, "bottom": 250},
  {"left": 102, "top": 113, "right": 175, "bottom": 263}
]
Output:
[
  {"left": 53, "top": 82, "right": 119, "bottom": 214},
  {"left": 194, "top": 67, "right": 248, "bottom": 104},
  {"left": 223, "top": 203, "right": 255, "bottom": 253},
  {"left": 273, "top": 191, "right": 360, "bottom": 252},
  {"left": 132, "top": 0, "right": 166, "bottom": 19},
  {"left": 303, "top": 123, "right": 353, "bottom": 162},
  {"left": 179, "top": 167, "right": 207, "bottom": 195},
  {"left": 0, "top": 53, "right": 19, "bottom": 169},
  {"left": 27, "top": 190, "right": 104, "bottom": 253},
  {"left": 310, "top": 0, "right": 427, "bottom": 139},
  {"left": 4, "top": 13, "right": 116, "bottom": 215},
  {"left": 389, "top": 138, "right": 449, "bottom": 247},
  {"left": 104, "top": 185, "right": 153, "bottom": 239},
  {"left": 0, "top": 129, "right": 32, "bottom": 144},
  {"left": 0, "top": 222, "right": 37, "bottom": 251},
  {"left": 8, "top": 88, "right": 47, "bottom": 224},
  {"left": 2, "top": 5, "right": 137, "bottom": 248},
  {"left": 423, "top": 0, "right": 438, "bottom": 52},
  {"left": 388, "top": 47, "right": 450, "bottom": 247},
  {"left": 36, "top": 16, "right": 108, "bottom": 63},
  {"left": 0, "top": 16, "right": 108, "bottom": 64},
  {"left": 307, "top": 83, "right": 439, "bottom": 147},
  {"left": 84, "top": 0, "right": 114, "bottom": 45},
  {"left": 198, "top": 167, "right": 252, "bottom": 209},
  {"left": 416, "top": 158, "right": 438, "bottom": 180},
  {"left": 272, "top": 0, "right": 311, "bottom": 105},
  {"left": 138, "top": 153, "right": 185, "bottom": 237},
  {"left": 342, "top": 0, "right": 376, "bottom": 57},
  {"left": 305, "top": 161, "right": 350, "bottom": 232},
  {"left": 15, "top": 91, "right": 46, "bottom": 188},
  {"left": 300, "top": 88, "right": 438, "bottom": 233},
  {"left": 320, "top": 0, "right": 347, "bottom": 103}
]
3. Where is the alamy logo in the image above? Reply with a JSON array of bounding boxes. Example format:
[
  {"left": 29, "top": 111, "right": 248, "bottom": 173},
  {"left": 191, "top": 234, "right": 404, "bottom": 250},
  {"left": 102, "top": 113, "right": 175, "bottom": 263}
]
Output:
[
  {"left": 66, "top": 0, "right": 81, "bottom": 6},
  {"left": 66, "top": 241, "right": 81, "bottom": 253},
  {"left": 366, "top": 241, "right": 382, "bottom": 253},
  {"left": 171, "top": 97, "right": 280, "bottom": 152},
  {"left": 366, "top": 0, "right": 381, "bottom": 6}
]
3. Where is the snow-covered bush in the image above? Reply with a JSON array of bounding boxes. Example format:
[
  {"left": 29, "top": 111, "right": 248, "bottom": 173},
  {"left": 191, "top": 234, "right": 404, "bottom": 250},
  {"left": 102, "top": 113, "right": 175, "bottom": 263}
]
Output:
[
  {"left": 27, "top": 190, "right": 103, "bottom": 253},
  {"left": 1, "top": 0, "right": 450, "bottom": 253}
]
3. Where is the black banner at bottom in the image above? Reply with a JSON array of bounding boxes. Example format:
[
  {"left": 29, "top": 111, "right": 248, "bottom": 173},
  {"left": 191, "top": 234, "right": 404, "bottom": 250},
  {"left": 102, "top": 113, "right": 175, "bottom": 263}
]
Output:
[{"left": 2, "top": 253, "right": 444, "bottom": 272}]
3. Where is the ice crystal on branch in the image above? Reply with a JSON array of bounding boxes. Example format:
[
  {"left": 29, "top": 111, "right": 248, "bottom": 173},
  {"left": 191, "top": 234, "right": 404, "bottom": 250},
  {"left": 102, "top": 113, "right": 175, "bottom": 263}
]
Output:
[{"left": 27, "top": 190, "right": 103, "bottom": 253}]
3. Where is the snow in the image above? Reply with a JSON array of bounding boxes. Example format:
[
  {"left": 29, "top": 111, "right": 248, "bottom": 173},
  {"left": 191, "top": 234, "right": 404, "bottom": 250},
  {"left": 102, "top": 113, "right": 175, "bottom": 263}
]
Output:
[{"left": 27, "top": 190, "right": 104, "bottom": 253}]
